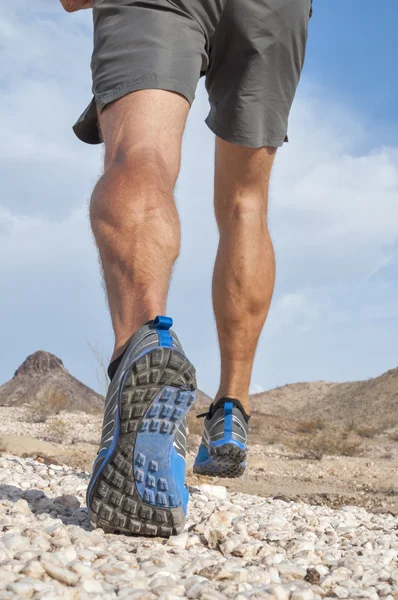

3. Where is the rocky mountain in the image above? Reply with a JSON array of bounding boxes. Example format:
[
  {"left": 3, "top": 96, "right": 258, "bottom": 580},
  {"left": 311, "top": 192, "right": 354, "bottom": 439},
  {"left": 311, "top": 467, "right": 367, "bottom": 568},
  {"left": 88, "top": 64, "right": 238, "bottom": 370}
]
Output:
[{"left": 0, "top": 351, "right": 104, "bottom": 413}]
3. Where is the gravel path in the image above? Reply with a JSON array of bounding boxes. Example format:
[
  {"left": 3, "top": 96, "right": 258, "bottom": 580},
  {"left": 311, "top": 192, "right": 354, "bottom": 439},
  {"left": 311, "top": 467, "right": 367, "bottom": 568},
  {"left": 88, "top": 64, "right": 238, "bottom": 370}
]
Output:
[{"left": 0, "top": 455, "right": 397, "bottom": 599}]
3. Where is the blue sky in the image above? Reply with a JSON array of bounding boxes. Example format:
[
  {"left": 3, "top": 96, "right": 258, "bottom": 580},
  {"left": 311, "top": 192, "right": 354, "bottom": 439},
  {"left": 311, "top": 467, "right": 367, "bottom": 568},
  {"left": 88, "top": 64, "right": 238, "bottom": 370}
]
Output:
[
  {"left": 0, "top": 1, "right": 397, "bottom": 397},
  {"left": 307, "top": 2, "right": 398, "bottom": 136}
]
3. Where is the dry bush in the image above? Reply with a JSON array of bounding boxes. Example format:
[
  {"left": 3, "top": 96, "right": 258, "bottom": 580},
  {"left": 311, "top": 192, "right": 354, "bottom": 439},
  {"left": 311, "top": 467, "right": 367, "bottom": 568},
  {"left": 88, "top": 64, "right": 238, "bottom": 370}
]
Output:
[
  {"left": 87, "top": 341, "right": 109, "bottom": 400},
  {"left": 296, "top": 419, "right": 325, "bottom": 434},
  {"left": 265, "top": 438, "right": 277, "bottom": 445},
  {"left": 30, "top": 390, "right": 70, "bottom": 423},
  {"left": 288, "top": 429, "right": 362, "bottom": 460},
  {"left": 43, "top": 417, "right": 67, "bottom": 444},
  {"left": 356, "top": 425, "right": 384, "bottom": 438},
  {"left": 389, "top": 431, "right": 398, "bottom": 442},
  {"left": 29, "top": 406, "right": 52, "bottom": 423},
  {"left": 345, "top": 417, "right": 357, "bottom": 432}
]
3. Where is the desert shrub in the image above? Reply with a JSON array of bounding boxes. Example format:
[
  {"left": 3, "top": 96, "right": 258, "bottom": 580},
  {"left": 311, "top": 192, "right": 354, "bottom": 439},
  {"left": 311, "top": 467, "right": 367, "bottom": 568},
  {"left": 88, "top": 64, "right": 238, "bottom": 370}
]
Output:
[
  {"left": 30, "top": 390, "right": 70, "bottom": 423},
  {"left": 43, "top": 417, "right": 67, "bottom": 443},
  {"left": 44, "top": 390, "right": 70, "bottom": 413},
  {"left": 345, "top": 416, "right": 357, "bottom": 432},
  {"left": 356, "top": 425, "right": 384, "bottom": 438},
  {"left": 288, "top": 429, "right": 362, "bottom": 460},
  {"left": 389, "top": 431, "right": 398, "bottom": 442},
  {"left": 29, "top": 406, "right": 52, "bottom": 423},
  {"left": 297, "top": 419, "right": 325, "bottom": 434}
]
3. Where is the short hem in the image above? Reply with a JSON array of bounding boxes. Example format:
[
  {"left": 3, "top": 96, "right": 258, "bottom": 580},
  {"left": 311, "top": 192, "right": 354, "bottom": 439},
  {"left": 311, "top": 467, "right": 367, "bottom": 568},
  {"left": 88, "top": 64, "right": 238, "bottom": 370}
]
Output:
[
  {"left": 205, "top": 114, "right": 287, "bottom": 149},
  {"left": 95, "top": 76, "right": 196, "bottom": 112},
  {"left": 73, "top": 77, "right": 196, "bottom": 145}
]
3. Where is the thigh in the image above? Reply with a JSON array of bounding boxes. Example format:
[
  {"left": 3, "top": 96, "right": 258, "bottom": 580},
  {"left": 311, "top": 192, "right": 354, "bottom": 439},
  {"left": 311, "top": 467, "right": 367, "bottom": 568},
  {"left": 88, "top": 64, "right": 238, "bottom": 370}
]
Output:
[
  {"left": 206, "top": 0, "right": 312, "bottom": 149},
  {"left": 99, "top": 89, "right": 190, "bottom": 179},
  {"left": 74, "top": 0, "right": 208, "bottom": 145}
]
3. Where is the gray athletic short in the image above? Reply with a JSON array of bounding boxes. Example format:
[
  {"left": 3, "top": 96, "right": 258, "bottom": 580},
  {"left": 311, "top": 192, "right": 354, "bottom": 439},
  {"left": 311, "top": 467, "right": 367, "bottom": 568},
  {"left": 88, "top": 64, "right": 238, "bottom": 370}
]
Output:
[{"left": 74, "top": 0, "right": 312, "bottom": 148}]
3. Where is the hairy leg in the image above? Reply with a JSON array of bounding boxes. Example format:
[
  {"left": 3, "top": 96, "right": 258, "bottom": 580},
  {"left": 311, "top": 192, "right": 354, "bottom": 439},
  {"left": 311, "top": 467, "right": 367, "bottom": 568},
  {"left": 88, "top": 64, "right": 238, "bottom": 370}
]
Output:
[
  {"left": 90, "top": 90, "right": 189, "bottom": 361},
  {"left": 213, "top": 138, "right": 277, "bottom": 414}
]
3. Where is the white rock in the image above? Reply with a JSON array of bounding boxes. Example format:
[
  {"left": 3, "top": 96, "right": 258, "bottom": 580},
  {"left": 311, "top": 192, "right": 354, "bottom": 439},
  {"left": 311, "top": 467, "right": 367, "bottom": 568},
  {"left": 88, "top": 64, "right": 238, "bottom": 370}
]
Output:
[
  {"left": 69, "top": 560, "right": 95, "bottom": 578},
  {"left": 186, "top": 583, "right": 207, "bottom": 599},
  {"left": 291, "top": 590, "right": 314, "bottom": 600},
  {"left": 330, "top": 568, "right": 352, "bottom": 583},
  {"left": 315, "top": 565, "right": 329, "bottom": 577},
  {"left": 80, "top": 579, "right": 104, "bottom": 593},
  {"left": 31, "top": 536, "right": 51, "bottom": 552},
  {"left": 278, "top": 562, "right": 307, "bottom": 578},
  {"left": 382, "top": 549, "right": 397, "bottom": 564},
  {"left": 270, "top": 584, "right": 290, "bottom": 600},
  {"left": 167, "top": 533, "right": 189, "bottom": 549},
  {"left": 11, "top": 499, "right": 31, "bottom": 516},
  {"left": 40, "top": 559, "right": 79, "bottom": 586},
  {"left": 77, "top": 548, "right": 96, "bottom": 562},
  {"left": 62, "top": 545, "right": 78, "bottom": 563},
  {"left": 332, "top": 586, "right": 349, "bottom": 599},
  {"left": 3, "top": 534, "right": 30, "bottom": 552},
  {"left": 7, "top": 579, "right": 35, "bottom": 597},
  {"left": 150, "top": 576, "right": 180, "bottom": 589},
  {"left": 269, "top": 567, "right": 281, "bottom": 584},
  {"left": 22, "top": 560, "right": 45, "bottom": 579},
  {"left": 197, "top": 484, "right": 227, "bottom": 500}
]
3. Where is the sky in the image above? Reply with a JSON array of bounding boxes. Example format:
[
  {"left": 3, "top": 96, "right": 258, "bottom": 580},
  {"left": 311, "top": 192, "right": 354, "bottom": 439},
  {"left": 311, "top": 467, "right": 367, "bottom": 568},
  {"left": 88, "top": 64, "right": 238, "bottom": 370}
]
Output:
[{"left": 1, "top": 1, "right": 398, "bottom": 398}]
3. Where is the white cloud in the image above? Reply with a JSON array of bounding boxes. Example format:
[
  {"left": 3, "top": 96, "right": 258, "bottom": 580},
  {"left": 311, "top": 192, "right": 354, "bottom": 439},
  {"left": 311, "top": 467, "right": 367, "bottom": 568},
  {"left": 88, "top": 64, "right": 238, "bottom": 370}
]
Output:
[
  {"left": 269, "top": 291, "right": 327, "bottom": 333},
  {"left": 249, "top": 384, "right": 264, "bottom": 395}
]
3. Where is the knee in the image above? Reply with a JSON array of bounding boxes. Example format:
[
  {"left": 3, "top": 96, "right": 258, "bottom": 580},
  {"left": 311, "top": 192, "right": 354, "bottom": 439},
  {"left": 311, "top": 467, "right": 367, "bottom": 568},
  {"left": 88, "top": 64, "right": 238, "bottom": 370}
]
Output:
[
  {"left": 216, "top": 195, "right": 269, "bottom": 228},
  {"left": 104, "top": 140, "right": 179, "bottom": 192},
  {"left": 91, "top": 142, "right": 179, "bottom": 225}
]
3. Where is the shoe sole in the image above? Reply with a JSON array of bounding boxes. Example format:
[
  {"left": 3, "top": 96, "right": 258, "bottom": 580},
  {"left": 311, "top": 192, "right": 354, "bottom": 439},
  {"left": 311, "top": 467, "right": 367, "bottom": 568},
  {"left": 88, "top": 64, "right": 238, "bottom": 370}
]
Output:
[
  {"left": 193, "top": 442, "right": 246, "bottom": 478},
  {"left": 88, "top": 347, "right": 196, "bottom": 537}
]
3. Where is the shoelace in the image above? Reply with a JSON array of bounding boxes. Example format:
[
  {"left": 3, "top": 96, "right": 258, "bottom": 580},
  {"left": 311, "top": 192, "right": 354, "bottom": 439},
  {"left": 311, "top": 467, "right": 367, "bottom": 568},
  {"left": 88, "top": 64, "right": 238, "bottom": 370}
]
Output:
[{"left": 196, "top": 411, "right": 210, "bottom": 419}]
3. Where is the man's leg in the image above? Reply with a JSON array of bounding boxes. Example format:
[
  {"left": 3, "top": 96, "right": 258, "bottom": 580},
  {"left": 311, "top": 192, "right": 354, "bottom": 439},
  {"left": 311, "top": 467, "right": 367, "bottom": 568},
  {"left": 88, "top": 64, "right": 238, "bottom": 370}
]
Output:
[
  {"left": 193, "top": 139, "right": 275, "bottom": 478},
  {"left": 87, "top": 90, "right": 197, "bottom": 537},
  {"left": 90, "top": 90, "right": 189, "bottom": 362},
  {"left": 194, "top": 0, "right": 310, "bottom": 478},
  {"left": 213, "top": 138, "right": 277, "bottom": 415}
]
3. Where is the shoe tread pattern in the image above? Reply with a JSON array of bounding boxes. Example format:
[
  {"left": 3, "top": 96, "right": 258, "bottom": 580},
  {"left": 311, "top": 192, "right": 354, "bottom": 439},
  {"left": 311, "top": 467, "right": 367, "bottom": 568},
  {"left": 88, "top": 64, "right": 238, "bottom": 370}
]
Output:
[
  {"left": 89, "top": 347, "right": 196, "bottom": 536},
  {"left": 194, "top": 443, "right": 246, "bottom": 478}
]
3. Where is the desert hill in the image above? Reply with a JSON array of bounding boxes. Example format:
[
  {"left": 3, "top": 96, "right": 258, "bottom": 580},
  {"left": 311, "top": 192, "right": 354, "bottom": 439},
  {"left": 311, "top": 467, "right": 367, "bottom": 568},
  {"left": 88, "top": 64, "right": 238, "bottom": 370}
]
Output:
[
  {"left": 0, "top": 351, "right": 104, "bottom": 413},
  {"left": 249, "top": 367, "right": 398, "bottom": 431}
]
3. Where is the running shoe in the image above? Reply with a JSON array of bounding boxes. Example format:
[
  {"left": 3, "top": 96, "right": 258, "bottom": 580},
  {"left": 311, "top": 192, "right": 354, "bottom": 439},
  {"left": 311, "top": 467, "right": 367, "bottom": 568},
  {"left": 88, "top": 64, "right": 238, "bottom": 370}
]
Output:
[
  {"left": 193, "top": 397, "right": 249, "bottom": 478},
  {"left": 87, "top": 316, "right": 196, "bottom": 536}
]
